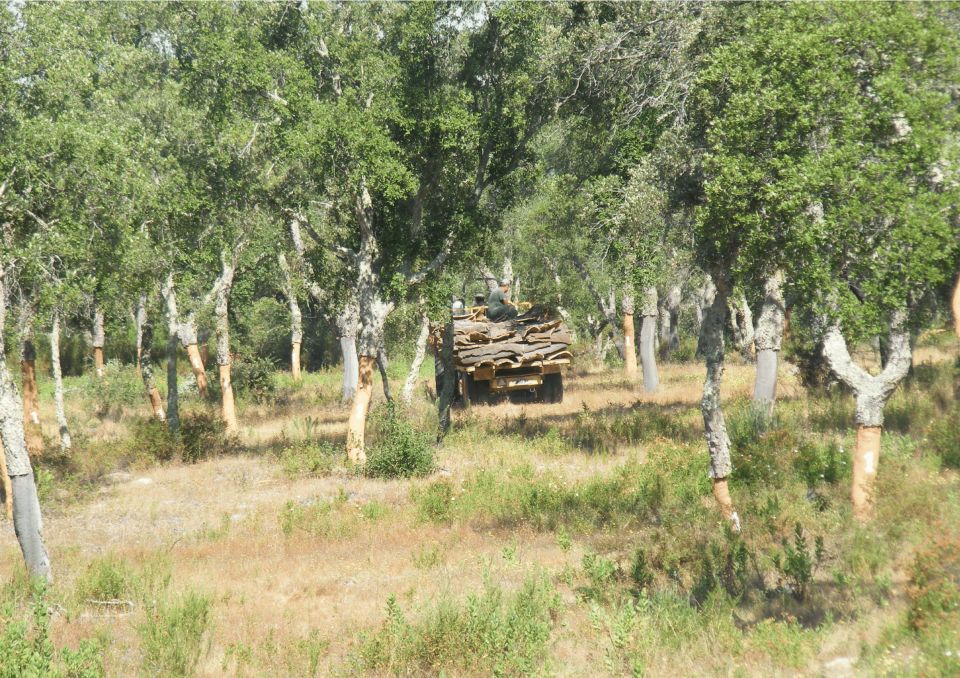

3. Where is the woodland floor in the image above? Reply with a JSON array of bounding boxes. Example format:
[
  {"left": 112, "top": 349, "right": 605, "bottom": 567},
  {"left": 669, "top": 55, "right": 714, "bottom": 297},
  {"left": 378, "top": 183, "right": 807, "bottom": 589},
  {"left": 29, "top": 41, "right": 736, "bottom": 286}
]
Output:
[{"left": 2, "top": 336, "right": 960, "bottom": 677}]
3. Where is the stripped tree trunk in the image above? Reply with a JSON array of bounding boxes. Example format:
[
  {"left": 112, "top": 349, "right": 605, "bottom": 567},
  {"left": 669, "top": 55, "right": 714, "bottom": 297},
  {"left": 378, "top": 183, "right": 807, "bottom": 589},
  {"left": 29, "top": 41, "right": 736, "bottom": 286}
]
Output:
[
  {"left": 752, "top": 272, "right": 785, "bottom": 417},
  {"left": 278, "top": 253, "right": 304, "bottom": 381},
  {"left": 640, "top": 287, "right": 659, "bottom": 393},
  {"left": 19, "top": 340, "right": 43, "bottom": 458},
  {"left": 177, "top": 319, "right": 209, "bottom": 398},
  {"left": 139, "top": 324, "right": 165, "bottom": 421},
  {"left": 821, "top": 308, "right": 911, "bottom": 521},
  {"left": 335, "top": 301, "right": 360, "bottom": 404},
  {"left": 160, "top": 274, "right": 180, "bottom": 434},
  {"left": 622, "top": 294, "right": 638, "bottom": 379},
  {"left": 50, "top": 311, "right": 71, "bottom": 450},
  {"left": 699, "top": 270, "right": 739, "bottom": 529},
  {"left": 659, "top": 284, "right": 681, "bottom": 358},
  {"left": 0, "top": 280, "right": 51, "bottom": 580},
  {"left": 402, "top": 300, "right": 431, "bottom": 405},
  {"left": 215, "top": 253, "right": 241, "bottom": 436},
  {"left": 92, "top": 307, "right": 105, "bottom": 378},
  {"left": 135, "top": 292, "right": 147, "bottom": 380}
]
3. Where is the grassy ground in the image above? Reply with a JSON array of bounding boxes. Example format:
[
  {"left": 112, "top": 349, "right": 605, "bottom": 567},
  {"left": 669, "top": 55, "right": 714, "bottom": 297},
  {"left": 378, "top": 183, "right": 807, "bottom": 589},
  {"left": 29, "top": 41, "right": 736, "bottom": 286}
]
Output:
[{"left": 2, "top": 334, "right": 959, "bottom": 677}]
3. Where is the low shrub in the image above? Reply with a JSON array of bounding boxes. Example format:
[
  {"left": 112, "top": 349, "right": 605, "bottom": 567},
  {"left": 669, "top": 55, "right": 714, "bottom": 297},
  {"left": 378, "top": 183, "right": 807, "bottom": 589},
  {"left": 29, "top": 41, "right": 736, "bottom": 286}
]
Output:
[
  {"left": 793, "top": 438, "right": 848, "bottom": 488},
  {"left": 907, "top": 528, "right": 960, "bottom": 633},
  {"left": 180, "top": 410, "right": 233, "bottom": 463},
  {"left": 276, "top": 439, "right": 340, "bottom": 478},
  {"left": 229, "top": 356, "right": 277, "bottom": 403},
  {"left": 364, "top": 402, "right": 434, "bottom": 479},
  {"left": 927, "top": 405, "right": 960, "bottom": 469},
  {"left": 138, "top": 591, "right": 212, "bottom": 677}
]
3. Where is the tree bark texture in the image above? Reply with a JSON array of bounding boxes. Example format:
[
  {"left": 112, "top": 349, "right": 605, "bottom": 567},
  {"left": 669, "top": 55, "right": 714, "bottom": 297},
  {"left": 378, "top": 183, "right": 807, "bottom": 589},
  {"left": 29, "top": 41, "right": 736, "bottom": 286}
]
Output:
[
  {"left": 92, "top": 307, "right": 105, "bottom": 378},
  {"left": 278, "top": 253, "right": 304, "bottom": 381},
  {"left": 0, "top": 440, "right": 11, "bottom": 520},
  {"left": 752, "top": 272, "right": 785, "bottom": 416},
  {"left": 139, "top": 325, "right": 165, "bottom": 421},
  {"left": 729, "top": 293, "right": 755, "bottom": 362},
  {"left": 622, "top": 294, "right": 638, "bottom": 380},
  {"left": 659, "top": 284, "right": 681, "bottom": 358},
  {"left": 698, "top": 272, "right": 734, "bottom": 480},
  {"left": 215, "top": 256, "right": 240, "bottom": 436},
  {"left": 335, "top": 301, "right": 360, "bottom": 404},
  {"left": 640, "top": 287, "right": 659, "bottom": 393},
  {"left": 346, "top": 355, "right": 375, "bottom": 464},
  {"left": 376, "top": 347, "right": 392, "bottom": 402},
  {"left": 821, "top": 308, "right": 911, "bottom": 521},
  {"left": 185, "top": 343, "right": 209, "bottom": 397},
  {"left": 19, "top": 341, "right": 43, "bottom": 459},
  {"left": 160, "top": 274, "right": 180, "bottom": 434},
  {"left": 402, "top": 302, "right": 431, "bottom": 405},
  {"left": 0, "top": 284, "right": 51, "bottom": 580}
]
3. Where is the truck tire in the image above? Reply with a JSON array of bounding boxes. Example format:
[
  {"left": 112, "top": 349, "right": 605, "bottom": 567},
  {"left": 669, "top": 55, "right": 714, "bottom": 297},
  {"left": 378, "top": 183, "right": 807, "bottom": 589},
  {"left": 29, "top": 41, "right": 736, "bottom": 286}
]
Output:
[{"left": 544, "top": 372, "right": 563, "bottom": 404}]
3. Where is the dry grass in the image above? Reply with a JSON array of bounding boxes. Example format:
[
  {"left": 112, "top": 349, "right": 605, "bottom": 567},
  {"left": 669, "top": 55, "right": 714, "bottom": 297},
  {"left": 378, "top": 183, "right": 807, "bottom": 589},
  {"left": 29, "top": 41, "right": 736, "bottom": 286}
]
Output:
[{"left": 2, "top": 337, "right": 959, "bottom": 677}]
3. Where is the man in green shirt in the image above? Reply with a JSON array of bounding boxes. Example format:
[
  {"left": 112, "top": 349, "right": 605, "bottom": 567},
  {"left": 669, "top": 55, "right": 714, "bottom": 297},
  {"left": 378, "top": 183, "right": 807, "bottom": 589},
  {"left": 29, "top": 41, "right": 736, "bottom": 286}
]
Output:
[{"left": 486, "top": 280, "right": 518, "bottom": 321}]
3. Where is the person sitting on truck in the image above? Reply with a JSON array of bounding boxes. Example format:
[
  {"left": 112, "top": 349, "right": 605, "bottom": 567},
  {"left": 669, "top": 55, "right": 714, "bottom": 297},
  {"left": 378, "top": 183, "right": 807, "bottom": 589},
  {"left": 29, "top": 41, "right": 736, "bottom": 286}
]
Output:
[{"left": 486, "top": 280, "right": 518, "bottom": 321}]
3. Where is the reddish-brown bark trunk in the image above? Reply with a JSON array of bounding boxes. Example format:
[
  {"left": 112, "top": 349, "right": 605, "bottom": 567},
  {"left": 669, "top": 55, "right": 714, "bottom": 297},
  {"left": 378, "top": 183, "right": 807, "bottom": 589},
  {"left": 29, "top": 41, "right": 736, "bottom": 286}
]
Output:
[
  {"left": 292, "top": 341, "right": 302, "bottom": 382},
  {"left": 852, "top": 424, "right": 881, "bottom": 522},
  {"left": 219, "top": 364, "right": 238, "bottom": 435},
  {"left": 185, "top": 343, "right": 209, "bottom": 396},
  {"left": 346, "top": 356, "right": 375, "bottom": 464}
]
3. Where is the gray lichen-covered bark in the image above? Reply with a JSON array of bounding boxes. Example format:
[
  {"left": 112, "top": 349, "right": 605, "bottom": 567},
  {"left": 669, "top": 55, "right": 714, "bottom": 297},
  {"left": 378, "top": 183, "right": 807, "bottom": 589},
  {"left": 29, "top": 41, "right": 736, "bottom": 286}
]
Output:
[
  {"left": 160, "top": 273, "right": 180, "bottom": 434},
  {"left": 821, "top": 308, "right": 912, "bottom": 428},
  {"left": 402, "top": 301, "right": 431, "bottom": 405},
  {"left": 659, "top": 284, "right": 681, "bottom": 356},
  {"left": 728, "top": 294, "right": 755, "bottom": 362},
  {"left": 752, "top": 272, "right": 785, "bottom": 415},
  {"left": 698, "top": 272, "right": 733, "bottom": 479},
  {"left": 50, "top": 310, "right": 71, "bottom": 450},
  {"left": 0, "top": 279, "right": 51, "bottom": 580},
  {"left": 640, "top": 286, "right": 659, "bottom": 392},
  {"left": 278, "top": 253, "right": 304, "bottom": 345},
  {"left": 335, "top": 301, "right": 360, "bottom": 403}
]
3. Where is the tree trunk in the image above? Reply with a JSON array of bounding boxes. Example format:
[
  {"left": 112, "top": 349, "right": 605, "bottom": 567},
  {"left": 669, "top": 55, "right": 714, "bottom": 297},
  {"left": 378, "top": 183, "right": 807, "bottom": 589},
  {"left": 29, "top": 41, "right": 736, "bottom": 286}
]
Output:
[
  {"left": 279, "top": 253, "right": 304, "bottom": 381},
  {"left": 199, "top": 329, "right": 211, "bottom": 368},
  {"left": 953, "top": 270, "right": 960, "bottom": 340},
  {"left": 215, "top": 259, "right": 239, "bottom": 436},
  {"left": 185, "top": 343, "right": 209, "bottom": 397},
  {"left": 19, "top": 341, "right": 43, "bottom": 459},
  {"left": 0, "top": 441, "right": 11, "bottom": 520},
  {"left": 729, "top": 294, "right": 755, "bottom": 362},
  {"left": 160, "top": 274, "right": 180, "bottom": 434},
  {"left": 659, "top": 284, "right": 681, "bottom": 358},
  {"left": 135, "top": 292, "right": 147, "bottom": 380},
  {"left": 139, "top": 325, "right": 165, "bottom": 421},
  {"left": 402, "top": 302, "right": 431, "bottom": 405},
  {"left": 335, "top": 301, "right": 360, "bottom": 404},
  {"left": 50, "top": 314, "right": 70, "bottom": 452},
  {"left": 437, "top": 321, "right": 455, "bottom": 437},
  {"left": 752, "top": 271, "right": 785, "bottom": 417},
  {"left": 821, "top": 308, "right": 911, "bottom": 521},
  {"left": 622, "top": 294, "right": 638, "bottom": 379},
  {"left": 346, "top": 356, "right": 375, "bottom": 464},
  {"left": 699, "top": 271, "right": 739, "bottom": 529},
  {"left": 0, "top": 285, "right": 51, "bottom": 580},
  {"left": 640, "top": 287, "right": 659, "bottom": 393},
  {"left": 92, "top": 307, "right": 105, "bottom": 378},
  {"left": 376, "top": 347, "right": 392, "bottom": 402}
]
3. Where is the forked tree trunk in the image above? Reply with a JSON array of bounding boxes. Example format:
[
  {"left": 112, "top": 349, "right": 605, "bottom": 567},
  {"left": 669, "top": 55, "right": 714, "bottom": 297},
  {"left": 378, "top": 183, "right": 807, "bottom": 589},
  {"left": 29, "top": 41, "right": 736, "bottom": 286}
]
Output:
[
  {"left": 622, "top": 294, "right": 638, "bottom": 379},
  {"left": 659, "top": 284, "right": 681, "bottom": 358},
  {"left": 640, "top": 287, "right": 659, "bottom": 393},
  {"left": 50, "top": 308, "right": 73, "bottom": 450},
  {"left": 699, "top": 271, "right": 739, "bottom": 530},
  {"left": 139, "top": 324, "right": 165, "bottom": 421},
  {"left": 402, "top": 302, "right": 431, "bottom": 405},
  {"left": 821, "top": 308, "right": 912, "bottom": 521},
  {"left": 92, "top": 307, "right": 105, "bottom": 378},
  {"left": 0, "top": 284, "right": 51, "bottom": 580},
  {"left": 19, "top": 340, "right": 43, "bottom": 458},
  {"left": 160, "top": 274, "right": 180, "bottom": 434},
  {"left": 752, "top": 272, "right": 785, "bottom": 417},
  {"left": 215, "top": 257, "right": 240, "bottom": 436},
  {"left": 278, "top": 253, "right": 304, "bottom": 381},
  {"left": 335, "top": 301, "right": 360, "bottom": 404},
  {"left": 953, "top": 270, "right": 960, "bottom": 340}
]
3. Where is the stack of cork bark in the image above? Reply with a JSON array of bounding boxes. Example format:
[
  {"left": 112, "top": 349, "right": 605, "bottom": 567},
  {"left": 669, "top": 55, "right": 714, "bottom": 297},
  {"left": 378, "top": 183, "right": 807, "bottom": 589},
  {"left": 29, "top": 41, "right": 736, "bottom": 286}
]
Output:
[{"left": 452, "top": 305, "right": 573, "bottom": 368}]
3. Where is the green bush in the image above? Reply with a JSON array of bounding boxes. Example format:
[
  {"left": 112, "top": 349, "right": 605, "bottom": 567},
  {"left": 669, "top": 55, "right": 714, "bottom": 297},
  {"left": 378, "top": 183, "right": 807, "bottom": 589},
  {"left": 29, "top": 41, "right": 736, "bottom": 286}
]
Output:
[
  {"left": 138, "top": 591, "right": 212, "bottom": 677},
  {"left": 126, "top": 417, "right": 178, "bottom": 463},
  {"left": 793, "top": 438, "right": 848, "bottom": 488},
  {"left": 228, "top": 357, "right": 277, "bottom": 403},
  {"left": 277, "top": 439, "right": 340, "bottom": 478},
  {"left": 75, "top": 553, "right": 136, "bottom": 604},
  {"left": 364, "top": 402, "right": 434, "bottom": 479},
  {"left": 728, "top": 407, "right": 791, "bottom": 487},
  {"left": 927, "top": 406, "right": 960, "bottom": 469},
  {"left": 181, "top": 411, "right": 233, "bottom": 463},
  {"left": 0, "top": 580, "right": 105, "bottom": 678}
]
